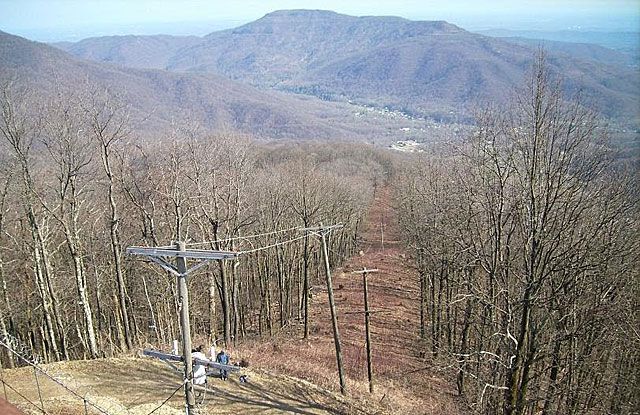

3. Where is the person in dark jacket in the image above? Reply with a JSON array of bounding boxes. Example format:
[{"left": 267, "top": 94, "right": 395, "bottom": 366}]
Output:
[{"left": 216, "top": 349, "right": 230, "bottom": 380}]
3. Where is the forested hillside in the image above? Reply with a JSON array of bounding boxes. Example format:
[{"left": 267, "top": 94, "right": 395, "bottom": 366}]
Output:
[
  {"left": 0, "top": 30, "right": 425, "bottom": 142},
  {"left": 0, "top": 82, "right": 393, "bottom": 364},
  {"left": 395, "top": 57, "right": 639, "bottom": 414},
  {"left": 54, "top": 10, "right": 640, "bottom": 124}
]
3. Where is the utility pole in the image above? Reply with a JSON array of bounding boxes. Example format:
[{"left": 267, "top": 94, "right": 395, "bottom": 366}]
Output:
[
  {"left": 126, "top": 243, "right": 238, "bottom": 415},
  {"left": 352, "top": 268, "right": 378, "bottom": 393},
  {"left": 176, "top": 241, "right": 195, "bottom": 410},
  {"left": 303, "top": 230, "right": 310, "bottom": 340},
  {"left": 380, "top": 213, "right": 384, "bottom": 251},
  {"left": 302, "top": 224, "right": 346, "bottom": 395}
]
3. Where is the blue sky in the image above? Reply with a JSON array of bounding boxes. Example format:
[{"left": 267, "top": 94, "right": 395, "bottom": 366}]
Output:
[{"left": 1, "top": 0, "right": 639, "bottom": 41}]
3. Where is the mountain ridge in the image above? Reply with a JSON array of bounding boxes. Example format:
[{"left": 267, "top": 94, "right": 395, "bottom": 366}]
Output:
[
  {"left": 50, "top": 10, "right": 639, "bottom": 125},
  {"left": 1, "top": 30, "right": 425, "bottom": 141}
]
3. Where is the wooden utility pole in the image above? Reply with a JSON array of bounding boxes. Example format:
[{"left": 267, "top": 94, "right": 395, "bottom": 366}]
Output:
[
  {"left": 380, "top": 213, "right": 384, "bottom": 251},
  {"left": 176, "top": 241, "right": 195, "bottom": 410},
  {"left": 321, "top": 227, "right": 346, "bottom": 395},
  {"left": 352, "top": 268, "right": 378, "bottom": 393},
  {"left": 303, "top": 224, "right": 346, "bottom": 395},
  {"left": 126, "top": 243, "right": 238, "bottom": 415}
]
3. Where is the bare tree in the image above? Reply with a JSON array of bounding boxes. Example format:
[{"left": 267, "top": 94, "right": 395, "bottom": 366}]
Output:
[
  {"left": 0, "top": 163, "right": 14, "bottom": 367},
  {"left": 0, "top": 83, "right": 68, "bottom": 360},
  {"left": 396, "top": 53, "right": 639, "bottom": 414},
  {"left": 40, "top": 93, "right": 99, "bottom": 358},
  {"left": 84, "top": 89, "right": 133, "bottom": 350}
]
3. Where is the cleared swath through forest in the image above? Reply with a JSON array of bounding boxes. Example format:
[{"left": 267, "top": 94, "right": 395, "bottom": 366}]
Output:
[{"left": 234, "top": 185, "right": 464, "bottom": 415}]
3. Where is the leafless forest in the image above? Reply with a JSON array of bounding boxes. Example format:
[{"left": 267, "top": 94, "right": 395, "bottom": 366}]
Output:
[
  {"left": 0, "top": 81, "right": 390, "bottom": 354},
  {"left": 0, "top": 56, "right": 638, "bottom": 415},
  {"left": 396, "top": 58, "right": 639, "bottom": 413}
]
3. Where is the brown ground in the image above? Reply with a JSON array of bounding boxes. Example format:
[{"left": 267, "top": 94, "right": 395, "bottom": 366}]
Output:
[
  {"left": 234, "top": 186, "right": 463, "bottom": 414},
  {"left": 1, "top": 358, "right": 368, "bottom": 414},
  {"left": 0, "top": 186, "right": 463, "bottom": 415},
  {"left": 0, "top": 397, "right": 24, "bottom": 415}
]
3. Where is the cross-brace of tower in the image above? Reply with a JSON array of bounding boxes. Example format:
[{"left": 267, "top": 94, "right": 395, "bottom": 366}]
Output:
[{"left": 126, "top": 241, "right": 238, "bottom": 415}]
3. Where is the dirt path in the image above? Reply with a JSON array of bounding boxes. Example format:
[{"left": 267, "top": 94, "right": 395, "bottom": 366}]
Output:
[
  {"left": 337, "top": 186, "right": 460, "bottom": 413},
  {"left": 237, "top": 186, "right": 462, "bottom": 414}
]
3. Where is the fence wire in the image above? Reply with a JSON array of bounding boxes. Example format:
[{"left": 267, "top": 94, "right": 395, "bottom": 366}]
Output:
[{"left": 0, "top": 333, "right": 126, "bottom": 415}]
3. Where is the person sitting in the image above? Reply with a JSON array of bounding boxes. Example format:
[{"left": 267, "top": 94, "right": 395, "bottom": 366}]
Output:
[
  {"left": 192, "top": 345, "right": 208, "bottom": 386},
  {"left": 216, "top": 349, "right": 230, "bottom": 380}
]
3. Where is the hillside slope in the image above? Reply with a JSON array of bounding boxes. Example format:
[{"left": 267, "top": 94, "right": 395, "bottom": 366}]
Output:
[
  {"left": 0, "top": 186, "right": 461, "bottom": 415},
  {"left": 1, "top": 358, "right": 379, "bottom": 414},
  {"left": 53, "top": 34, "right": 201, "bottom": 70},
  {"left": 494, "top": 36, "right": 637, "bottom": 68},
  {"left": 1, "top": 30, "right": 425, "bottom": 141},
  {"left": 54, "top": 10, "right": 640, "bottom": 123},
  {"left": 476, "top": 28, "right": 640, "bottom": 58},
  {"left": 234, "top": 186, "right": 464, "bottom": 414}
]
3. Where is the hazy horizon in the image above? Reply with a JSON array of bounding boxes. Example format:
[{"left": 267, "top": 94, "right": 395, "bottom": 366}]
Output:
[{"left": 1, "top": 0, "right": 639, "bottom": 42}]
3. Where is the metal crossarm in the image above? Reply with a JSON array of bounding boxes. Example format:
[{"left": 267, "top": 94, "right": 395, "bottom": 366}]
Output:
[
  {"left": 126, "top": 246, "right": 237, "bottom": 260},
  {"left": 300, "top": 223, "right": 344, "bottom": 238},
  {"left": 127, "top": 246, "right": 239, "bottom": 277},
  {"left": 143, "top": 349, "right": 241, "bottom": 372},
  {"left": 352, "top": 268, "right": 379, "bottom": 274}
]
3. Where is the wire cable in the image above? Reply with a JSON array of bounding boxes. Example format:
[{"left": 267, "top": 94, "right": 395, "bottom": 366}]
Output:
[
  {"left": 237, "top": 234, "right": 307, "bottom": 255},
  {"left": 145, "top": 383, "right": 184, "bottom": 415},
  {"left": 0, "top": 338, "right": 112, "bottom": 415},
  {"left": 237, "top": 224, "right": 344, "bottom": 255},
  {"left": 185, "top": 226, "right": 300, "bottom": 247},
  {"left": 0, "top": 378, "right": 46, "bottom": 414}
]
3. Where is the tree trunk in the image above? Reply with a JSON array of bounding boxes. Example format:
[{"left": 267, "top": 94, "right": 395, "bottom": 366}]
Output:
[
  {"left": 219, "top": 261, "right": 231, "bottom": 347},
  {"left": 208, "top": 271, "right": 218, "bottom": 344},
  {"left": 232, "top": 260, "right": 240, "bottom": 346}
]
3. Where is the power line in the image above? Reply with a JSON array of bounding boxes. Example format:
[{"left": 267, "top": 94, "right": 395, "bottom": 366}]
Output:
[
  {"left": 129, "top": 224, "right": 345, "bottom": 271},
  {"left": 237, "top": 223, "right": 345, "bottom": 255},
  {"left": 136, "top": 223, "right": 344, "bottom": 256},
  {"left": 237, "top": 234, "right": 308, "bottom": 255},
  {"left": 185, "top": 226, "right": 300, "bottom": 247}
]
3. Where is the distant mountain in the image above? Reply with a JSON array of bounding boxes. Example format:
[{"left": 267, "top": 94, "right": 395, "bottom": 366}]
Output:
[
  {"left": 169, "top": 10, "right": 463, "bottom": 84},
  {"left": 1, "top": 30, "right": 419, "bottom": 141},
  {"left": 52, "top": 34, "right": 201, "bottom": 70},
  {"left": 53, "top": 10, "right": 639, "bottom": 125},
  {"left": 492, "top": 37, "right": 636, "bottom": 68},
  {"left": 476, "top": 29, "right": 640, "bottom": 57}
]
